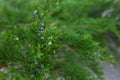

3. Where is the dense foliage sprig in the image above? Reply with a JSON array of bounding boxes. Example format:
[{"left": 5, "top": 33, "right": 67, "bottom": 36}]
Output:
[{"left": 0, "top": 0, "right": 120, "bottom": 80}]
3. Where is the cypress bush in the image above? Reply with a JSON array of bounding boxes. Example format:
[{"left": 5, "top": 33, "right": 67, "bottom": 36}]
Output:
[{"left": 0, "top": 0, "right": 119, "bottom": 80}]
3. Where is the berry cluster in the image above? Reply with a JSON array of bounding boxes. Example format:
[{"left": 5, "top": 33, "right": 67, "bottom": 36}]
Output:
[
  {"left": 38, "top": 23, "right": 46, "bottom": 42},
  {"left": 33, "top": 10, "right": 47, "bottom": 74},
  {"left": 35, "top": 64, "right": 45, "bottom": 73},
  {"left": 38, "top": 23, "right": 46, "bottom": 36},
  {"left": 33, "top": 9, "right": 54, "bottom": 76}
]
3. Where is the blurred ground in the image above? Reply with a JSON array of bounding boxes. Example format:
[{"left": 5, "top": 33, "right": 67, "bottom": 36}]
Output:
[
  {"left": 102, "top": 61, "right": 120, "bottom": 80},
  {"left": 102, "top": 34, "right": 120, "bottom": 80}
]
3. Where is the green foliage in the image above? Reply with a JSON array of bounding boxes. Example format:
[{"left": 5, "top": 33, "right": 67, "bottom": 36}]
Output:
[
  {"left": 0, "top": 0, "right": 32, "bottom": 28},
  {"left": 0, "top": 24, "right": 61, "bottom": 79},
  {"left": 0, "top": 0, "right": 120, "bottom": 80}
]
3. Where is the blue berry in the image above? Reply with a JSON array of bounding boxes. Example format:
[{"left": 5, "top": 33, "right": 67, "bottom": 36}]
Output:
[
  {"left": 40, "top": 27, "right": 44, "bottom": 31},
  {"left": 35, "top": 68, "right": 40, "bottom": 73},
  {"left": 38, "top": 31, "right": 41, "bottom": 35},
  {"left": 40, "top": 36, "right": 45, "bottom": 41},
  {"left": 34, "top": 10, "right": 39, "bottom": 18},
  {"left": 40, "top": 64, "right": 44, "bottom": 68},
  {"left": 48, "top": 41, "right": 52, "bottom": 45},
  {"left": 47, "top": 29, "right": 51, "bottom": 33},
  {"left": 41, "top": 23, "right": 45, "bottom": 29}
]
